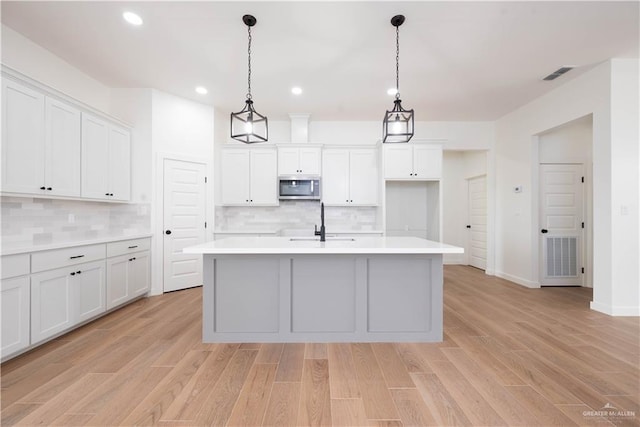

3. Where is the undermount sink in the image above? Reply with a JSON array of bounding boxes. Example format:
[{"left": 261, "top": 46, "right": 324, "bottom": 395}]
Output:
[{"left": 289, "top": 237, "right": 356, "bottom": 242}]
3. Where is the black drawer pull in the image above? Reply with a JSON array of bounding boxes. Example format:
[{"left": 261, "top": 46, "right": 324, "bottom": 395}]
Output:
[
  {"left": 47, "top": 187, "right": 52, "bottom": 191},
  {"left": 69, "top": 255, "right": 85, "bottom": 259},
  {"left": 128, "top": 245, "right": 138, "bottom": 249},
  {"left": 76, "top": 271, "right": 81, "bottom": 274},
  {"left": 70, "top": 272, "right": 76, "bottom": 276},
  {"left": 40, "top": 186, "right": 46, "bottom": 190}
]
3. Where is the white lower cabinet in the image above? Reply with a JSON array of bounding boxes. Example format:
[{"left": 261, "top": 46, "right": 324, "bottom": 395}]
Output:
[
  {"left": 106, "top": 250, "right": 150, "bottom": 310},
  {"left": 1, "top": 237, "right": 150, "bottom": 361},
  {"left": 31, "top": 260, "right": 106, "bottom": 344},
  {"left": 1, "top": 276, "right": 30, "bottom": 358}
]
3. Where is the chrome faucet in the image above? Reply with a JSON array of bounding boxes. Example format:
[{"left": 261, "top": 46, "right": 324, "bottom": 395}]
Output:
[{"left": 314, "top": 202, "right": 326, "bottom": 242}]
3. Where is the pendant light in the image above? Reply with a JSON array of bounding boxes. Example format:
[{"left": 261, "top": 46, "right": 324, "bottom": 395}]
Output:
[
  {"left": 383, "top": 15, "right": 414, "bottom": 143},
  {"left": 231, "top": 14, "right": 268, "bottom": 143}
]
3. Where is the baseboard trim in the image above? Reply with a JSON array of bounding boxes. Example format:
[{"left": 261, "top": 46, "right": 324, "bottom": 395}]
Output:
[
  {"left": 494, "top": 271, "right": 540, "bottom": 289},
  {"left": 590, "top": 301, "right": 640, "bottom": 316}
]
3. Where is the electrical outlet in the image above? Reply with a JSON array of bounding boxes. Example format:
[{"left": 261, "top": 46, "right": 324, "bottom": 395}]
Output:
[{"left": 68, "top": 214, "right": 75, "bottom": 223}]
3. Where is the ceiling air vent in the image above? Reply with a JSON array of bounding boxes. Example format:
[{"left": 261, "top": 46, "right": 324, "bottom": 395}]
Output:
[{"left": 543, "top": 67, "right": 574, "bottom": 81}]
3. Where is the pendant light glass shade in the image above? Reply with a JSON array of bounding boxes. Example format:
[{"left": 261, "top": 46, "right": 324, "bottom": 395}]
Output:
[
  {"left": 383, "top": 15, "right": 414, "bottom": 143},
  {"left": 231, "top": 14, "right": 268, "bottom": 143}
]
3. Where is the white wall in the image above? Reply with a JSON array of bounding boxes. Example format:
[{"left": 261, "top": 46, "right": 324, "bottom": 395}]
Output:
[
  {"left": 495, "top": 59, "right": 639, "bottom": 315},
  {"left": 149, "top": 90, "right": 215, "bottom": 295},
  {"left": 1, "top": 24, "right": 112, "bottom": 113}
]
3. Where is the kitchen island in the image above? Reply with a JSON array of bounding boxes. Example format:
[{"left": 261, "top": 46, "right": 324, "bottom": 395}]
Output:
[{"left": 184, "top": 236, "right": 463, "bottom": 343}]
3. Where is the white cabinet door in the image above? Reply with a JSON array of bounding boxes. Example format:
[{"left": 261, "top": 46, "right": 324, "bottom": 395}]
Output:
[
  {"left": 108, "top": 126, "right": 131, "bottom": 201},
  {"left": 250, "top": 149, "right": 278, "bottom": 205},
  {"left": 413, "top": 145, "right": 442, "bottom": 179},
  {"left": 221, "top": 150, "right": 250, "bottom": 205},
  {"left": 31, "top": 267, "right": 74, "bottom": 344},
  {"left": 106, "top": 255, "right": 129, "bottom": 310},
  {"left": 75, "top": 260, "right": 105, "bottom": 323},
  {"left": 1, "top": 80, "right": 45, "bottom": 194},
  {"left": 1, "top": 276, "right": 30, "bottom": 358},
  {"left": 349, "top": 149, "right": 378, "bottom": 205},
  {"left": 45, "top": 98, "right": 81, "bottom": 197},
  {"left": 130, "top": 251, "right": 150, "bottom": 297},
  {"left": 322, "top": 149, "right": 350, "bottom": 205},
  {"left": 383, "top": 145, "right": 413, "bottom": 179},
  {"left": 81, "top": 113, "right": 110, "bottom": 199},
  {"left": 277, "top": 147, "right": 300, "bottom": 175},
  {"left": 298, "top": 147, "right": 321, "bottom": 175}
]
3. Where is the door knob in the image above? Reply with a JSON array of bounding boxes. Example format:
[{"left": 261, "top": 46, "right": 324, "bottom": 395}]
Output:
[
  {"left": 165, "top": 230, "right": 172, "bottom": 235},
  {"left": 541, "top": 229, "right": 549, "bottom": 234}
]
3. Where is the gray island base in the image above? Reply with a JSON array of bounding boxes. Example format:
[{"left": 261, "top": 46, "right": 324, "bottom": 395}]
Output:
[{"left": 184, "top": 237, "right": 463, "bottom": 343}]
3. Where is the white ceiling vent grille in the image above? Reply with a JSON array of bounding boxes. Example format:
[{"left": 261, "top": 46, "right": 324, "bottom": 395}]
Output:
[
  {"left": 543, "top": 67, "right": 574, "bottom": 81},
  {"left": 546, "top": 236, "right": 578, "bottom": 277}
]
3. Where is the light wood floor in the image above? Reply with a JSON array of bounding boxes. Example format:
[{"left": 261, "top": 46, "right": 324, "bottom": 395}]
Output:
[{"left": 1, "top": 265, "right": 638, "bottom": 426}]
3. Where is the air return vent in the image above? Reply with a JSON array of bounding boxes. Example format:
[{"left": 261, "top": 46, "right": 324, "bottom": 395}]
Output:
[
  {"left": 546, "top": 237, "right": 578, "bottom": 277},
  {"left": 543, "top": 67, "right": 574, "bottom": 81}
]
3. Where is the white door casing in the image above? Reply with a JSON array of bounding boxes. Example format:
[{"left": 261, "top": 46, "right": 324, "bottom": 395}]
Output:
[
  {"left": 467, "top": 175, "right": 487, "bottom": 270},
  {"left": 540, "top": 164, "right": 584, "bottom": 286},
  {"left": 163, "top": 159, "right": 206, "bottom": 292}
]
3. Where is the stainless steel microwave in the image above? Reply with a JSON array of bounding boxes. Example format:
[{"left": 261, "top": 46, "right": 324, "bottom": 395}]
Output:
[{"left": 278, "top": 176, "right": 321, "bottom": 200}]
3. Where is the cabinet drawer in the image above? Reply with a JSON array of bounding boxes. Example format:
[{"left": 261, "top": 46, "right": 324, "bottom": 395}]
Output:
[
  {"left": 106, "top": 238, "right": 151, "bottom": 258},
  {"left": 1, "top": 254, "right": 30, "bottom": 279},
  {"left": 31, "top": 244, "right": 105, "bottom": 273}
]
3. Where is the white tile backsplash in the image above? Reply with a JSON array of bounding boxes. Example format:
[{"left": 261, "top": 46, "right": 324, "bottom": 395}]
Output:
[
  {"left": 1, "top": 196, "right": 151, "bottom": 251},
  {"left": 215, "top": 200, "right": 378, "bottom": 233}
]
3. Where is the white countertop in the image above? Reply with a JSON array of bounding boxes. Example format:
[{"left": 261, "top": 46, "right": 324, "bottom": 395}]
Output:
[
  {"left": 184, "top": 236, "right": 463, "bottom": 255},
  {"left": 1, "top": 233, "right": 153, "bottom": 256}
]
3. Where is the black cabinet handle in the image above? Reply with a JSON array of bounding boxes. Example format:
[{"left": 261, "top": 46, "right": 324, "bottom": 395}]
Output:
[
  {"left": 70, "top": 255, "right": 84, "bottom": 259},
  {"left": 76, "top": 271, "right": 81, "bottom": 274},
  {"left": 128, "top": 245, "right": 138, "bottom": 249},
  {"left": 466, "top": 225, "right": 471, "bottom": 229},
  {"left": 129, "top": 258, "right": 134, "bottom": 262},
  {"left": 165, "top": 230, "right": 172, "bottom": 235},
  {"left": 132, "top": 257, "right": 136, "bottom": 261},
  {"left": 105, "top": 193, "right": 110, "bottom": 196},
  {"left": 40, "top": 186, "right": 46, "bottom": 190},
  {"left": 110, "top": 193, "right": 114, "bottom": 196},
  {"left": 46, "top": 187, "right": 52, "bottom": 191},
  {"left": 541, "top": 229, "right": 549, "bottom": 234},
  {"left": 70, "top": 272, "right": 76, "bottom": 276}
]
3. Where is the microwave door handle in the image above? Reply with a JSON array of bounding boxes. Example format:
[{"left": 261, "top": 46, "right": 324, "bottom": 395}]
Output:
[{"left": 311, "top": 181, "right": 314, "bottom": 192}]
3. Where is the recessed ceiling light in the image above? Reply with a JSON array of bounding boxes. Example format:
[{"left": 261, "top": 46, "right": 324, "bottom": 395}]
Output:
[
  {"left": 195, "top": 86, "right": 208, "bottom": 95},
  {"left": 291, "top": 87, "right": 303, "bottom": 95},
  {"left": 387, "top": 88, "right": 398, "bottom": 96},
  {"left": 123, "top": 11, "right": 143, "bottom": 26}
]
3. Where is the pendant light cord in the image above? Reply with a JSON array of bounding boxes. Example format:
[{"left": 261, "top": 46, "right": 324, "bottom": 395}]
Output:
[
  {"left": 395, "top": 25, "right": 400, "bottom": 100},
  {"left": 247, "top": 25, "right": 252, "bottom": 100}
]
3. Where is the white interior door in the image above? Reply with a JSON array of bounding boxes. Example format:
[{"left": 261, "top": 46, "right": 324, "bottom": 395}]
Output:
[
  {"left": 467, "top": 175, "right": 487, "bottom": 270},
  {"left": 163, "top": 159, "right": 206, "bottom": 292},
  {"left": 540, "top": 164, "right": 584, "bottom": 286}
]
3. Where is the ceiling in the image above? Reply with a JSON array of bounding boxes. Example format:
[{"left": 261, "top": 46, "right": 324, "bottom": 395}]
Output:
[{"left": 2, "top": 1, "right": 638, "bottom": 121}]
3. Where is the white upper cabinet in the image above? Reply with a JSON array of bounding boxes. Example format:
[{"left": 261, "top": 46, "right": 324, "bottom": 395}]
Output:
[
  {"left": 82, "top": 113, "right": 131, "bottom": 201},
  {"left": 322, "top": 148, "right": 378, "bottom": 206},
  {"left": 221, "top": 148, "right": 278, "bottom": 206},
  {"left": 45, "top": 98, "right": 81, "bottom": 197},
  {"left": 277, "top": 146, "right": 321, "bottom": 176},
  {"left": 383, "top": 144, "right": 442, "bottom": 180},
  {"left": 2, "top": 80, "right": 46, "bottom": 194}
]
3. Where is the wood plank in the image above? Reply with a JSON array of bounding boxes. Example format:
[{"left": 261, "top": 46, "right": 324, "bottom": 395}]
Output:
[
  {"left": 275, "top": 343, "right": 305, "bottom": 382},
  {"left": 555, "top": 404, "right": 615, "bottom": 426},
  {"left": 17, "top": 373, "right": 111, "bottom": 426},
  {"left": 161, "top": 343, "right": 239, "bottom": 421},
  {"left": 394, "top": 343, "right": 433, "bottom": 373},
  {"left": 121, "top": 350, "right": 210, "bottom": 426},
  {"left": 256, "top": 343, "right": 284, "bottom": 364},
  {"left": 390, "top": 388, "right": 439, "bottom": 426},
  {"left": 371, "top": 343, "right": 414, "bottom": 388},
  {"left": 505, "top": 385, "right": 578, "bottom": 426},
  {"left": 227, "top": 363, "right": 278, "bottom": 426},
  {"left": 411, "top": 373, "right": 472, "bottom": 427},
  {"left": 305, "top": 343, "right": 328, "bottom": 359},
  {"left": 327, "top": 343, "right": 360, "bottom": 399},
  {"left": 0, "top": 403, "right": 40, "bottom": 426},
  {"left": 351, "top": 343, "right": 400, "bottom": 420},
  {"left": 330, "top": 399, "right": 370, "bottom": 427},
  {"left": 263, "top": 382, "right": 301, "bottom": 426},
  {"left": 428, "top": 359, "right": 507, "bottom": 426},
  {"left": 194, "top": 349, "right": 258, "bottom": 426},
  {"left": 297, "top": 359, "right": 332, "bottom": 426}
]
